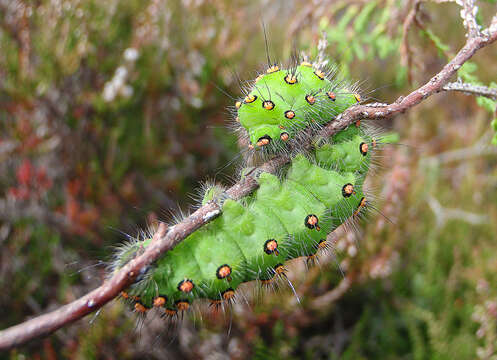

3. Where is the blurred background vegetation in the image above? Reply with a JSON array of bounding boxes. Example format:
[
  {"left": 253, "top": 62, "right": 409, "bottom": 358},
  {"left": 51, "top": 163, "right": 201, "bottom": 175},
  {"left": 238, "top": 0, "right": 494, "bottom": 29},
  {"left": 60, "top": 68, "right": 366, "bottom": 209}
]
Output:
[{"left": 1, "top": 0, "right": 497, "bottom": 359}]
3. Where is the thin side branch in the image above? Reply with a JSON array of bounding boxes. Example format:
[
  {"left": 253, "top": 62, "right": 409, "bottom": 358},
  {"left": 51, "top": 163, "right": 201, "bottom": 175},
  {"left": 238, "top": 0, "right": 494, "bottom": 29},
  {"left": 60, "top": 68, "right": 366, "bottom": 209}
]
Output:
[
  {"left": 434, "top": 0, "right": 483, "bottom": 38},
  {"left": 460, "top": 0, "right": 482, "bottom": 38},
  {"left": 311, "top": 276, "right": 353, "bottom": 309},
  {"left": 443, "top": 82, "right": 497, "bottom": 99},
  {"left": 1, "top": 8, "right": 496, "bottom": 352}
]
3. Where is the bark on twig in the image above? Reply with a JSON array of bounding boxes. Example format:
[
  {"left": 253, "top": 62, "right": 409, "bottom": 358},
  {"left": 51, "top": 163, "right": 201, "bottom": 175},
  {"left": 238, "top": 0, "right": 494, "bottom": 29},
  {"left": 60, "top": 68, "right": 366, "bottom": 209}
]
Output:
[
  {"left": 461, "top": 0, "right": 481, "bottom": 38},
  {"left": 443, "top": 82, "right": 497, "bottom": 99},
  {"left": 1, "top": 4, "right": 496, "bottom": 351}
]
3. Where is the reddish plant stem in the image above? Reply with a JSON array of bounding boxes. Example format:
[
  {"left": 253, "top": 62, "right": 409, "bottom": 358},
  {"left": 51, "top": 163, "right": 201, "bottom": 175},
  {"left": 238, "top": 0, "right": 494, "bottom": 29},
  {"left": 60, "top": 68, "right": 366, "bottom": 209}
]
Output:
[
  {"left": 0, "top": 20, "right": 496, "bottom": 353},
  {"left": 400, "top": 0, "right": 422, "bottom": 84}
]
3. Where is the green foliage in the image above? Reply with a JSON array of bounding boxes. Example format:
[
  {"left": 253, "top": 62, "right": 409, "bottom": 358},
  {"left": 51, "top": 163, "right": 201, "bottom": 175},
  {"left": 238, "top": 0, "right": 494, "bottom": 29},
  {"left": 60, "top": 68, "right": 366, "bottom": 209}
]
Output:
[
  {"left": 458, "top": 64, "right": 497, "bottom": 144},
  {"left": 319, "top": 1, "right": 497, "bottom": 146},
  {"left": 419, "top": 28, "right": 451, "bottom": 58},
  {"left": 319, "top": 2, "right": 405, "bottom": 85},
  {"left": 340, "top": 219, "right": 486, "bottom": 359}
]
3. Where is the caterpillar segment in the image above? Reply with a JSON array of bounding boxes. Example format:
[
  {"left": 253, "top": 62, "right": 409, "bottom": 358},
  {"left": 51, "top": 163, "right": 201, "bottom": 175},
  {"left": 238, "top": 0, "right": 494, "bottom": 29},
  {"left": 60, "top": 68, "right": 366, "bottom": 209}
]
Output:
[
  {"left": 117, "top": 140, "right": 371, "bottom": 314},
  {"left": 236, "top": 63, "right": 361, "bottom": 153},
  {"left": 315, "top": 125, "right": 374, "bottom": 176}
]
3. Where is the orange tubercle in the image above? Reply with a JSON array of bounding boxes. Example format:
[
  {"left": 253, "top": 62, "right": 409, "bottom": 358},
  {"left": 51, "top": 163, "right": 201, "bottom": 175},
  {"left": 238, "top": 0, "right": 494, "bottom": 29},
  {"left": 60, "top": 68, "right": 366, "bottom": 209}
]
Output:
[
  {"left": 314, "top": 70, "right": 325, "bottom": 80},
  {"left": 222, "top": 289, "right": 235, "bottom": 301},
  {"left": 176, "top": 301, "right": 190, "bottom": 311},
  {"left": 216, "top": 264, "right": 232, "bottom": 279},
  {"left": 153, "top": 296, "right": 167, "bottom": 307},
  {"left": 134, "top": 302, "right": 147, "bottom": 313},
  {"left": 266, "top": 65, "right": 280, "bottom": 73},
  {"left": 178, "top": 279, "right": 194, "bottom": 293}
]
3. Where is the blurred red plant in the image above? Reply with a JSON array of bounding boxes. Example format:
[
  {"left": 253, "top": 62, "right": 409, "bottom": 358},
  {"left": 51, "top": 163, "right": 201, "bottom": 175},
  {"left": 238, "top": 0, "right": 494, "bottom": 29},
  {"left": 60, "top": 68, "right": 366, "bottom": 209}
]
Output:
[{"left": 8, "top": 159, "right": 53, "bottom": 200}]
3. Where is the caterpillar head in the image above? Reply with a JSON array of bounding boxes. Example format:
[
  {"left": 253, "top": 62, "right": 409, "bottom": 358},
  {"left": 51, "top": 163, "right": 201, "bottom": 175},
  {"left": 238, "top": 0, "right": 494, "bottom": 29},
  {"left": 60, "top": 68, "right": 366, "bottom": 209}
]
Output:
[{"left": 236, "top": 62, "right": 361, "bottom": 153}]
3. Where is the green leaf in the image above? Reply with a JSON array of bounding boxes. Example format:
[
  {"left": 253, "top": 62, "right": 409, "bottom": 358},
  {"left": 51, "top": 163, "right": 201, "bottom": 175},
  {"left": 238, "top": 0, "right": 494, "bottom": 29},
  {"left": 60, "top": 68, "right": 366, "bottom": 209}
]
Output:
[
  {"left": 457, "top": 61, "right": 479, "bottom": 83},
  {"left": 354, "top": 1, "right": 377, "bottom": 33},
  {"left": 353, "top": 42, "right": 366, "bottom": 60},
  {"left": 491, "top": 118, "right": 497, "bottom": 132},
  {"left": 476, "top": 96, "right": 497, "bottom": 113},
  {"left": 338, "top": 5, "right": 360, "bottom": 30},
  {"left": 421, "top": 29, "right": 450, "bottom": 58}
]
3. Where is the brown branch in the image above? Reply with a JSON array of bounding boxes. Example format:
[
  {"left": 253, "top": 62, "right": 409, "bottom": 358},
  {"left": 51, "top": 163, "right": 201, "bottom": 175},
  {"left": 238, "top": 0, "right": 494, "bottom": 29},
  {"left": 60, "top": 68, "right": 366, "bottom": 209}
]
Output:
[{"left": 1, "top": 9, "right": 496, "bottom": 352}]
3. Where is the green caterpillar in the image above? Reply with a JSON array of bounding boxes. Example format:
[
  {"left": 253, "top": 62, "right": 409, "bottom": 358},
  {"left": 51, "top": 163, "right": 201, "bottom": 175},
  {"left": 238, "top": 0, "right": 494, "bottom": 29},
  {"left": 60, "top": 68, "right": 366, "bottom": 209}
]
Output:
[
  {"left": 112, "top": 61, "right": 375, "bottom": 317},
  {"left": 235, "top": 62, "right": 360, "bottom": 154}
]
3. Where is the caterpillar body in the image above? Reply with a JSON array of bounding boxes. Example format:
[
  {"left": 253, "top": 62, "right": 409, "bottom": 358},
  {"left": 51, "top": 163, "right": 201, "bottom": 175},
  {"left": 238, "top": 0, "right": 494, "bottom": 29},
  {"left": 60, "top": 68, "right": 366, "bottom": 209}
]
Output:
[
  {"left": 113, "top": 60, "right": 377, "bottom": 318},
  {"left": 236, "top": 62, "right": 360, "bottom": 155}
]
